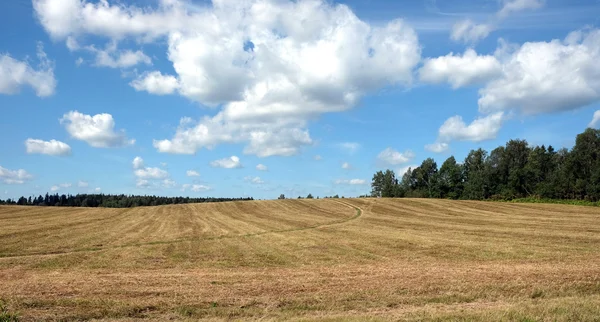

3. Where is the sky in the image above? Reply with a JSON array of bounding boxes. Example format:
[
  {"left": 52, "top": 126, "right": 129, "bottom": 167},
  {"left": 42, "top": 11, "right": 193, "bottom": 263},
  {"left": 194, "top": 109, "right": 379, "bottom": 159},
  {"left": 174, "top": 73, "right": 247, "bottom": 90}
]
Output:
[{"left": 1, "top": 0, "right": 600, "bottom": 200}]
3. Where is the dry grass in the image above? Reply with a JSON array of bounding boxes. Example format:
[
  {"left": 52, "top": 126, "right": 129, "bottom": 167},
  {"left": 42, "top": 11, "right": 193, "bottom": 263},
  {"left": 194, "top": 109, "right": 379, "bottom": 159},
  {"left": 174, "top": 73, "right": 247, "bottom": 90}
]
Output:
[{"left": 1, "top": 198, "right": 599, "bottom": 321}]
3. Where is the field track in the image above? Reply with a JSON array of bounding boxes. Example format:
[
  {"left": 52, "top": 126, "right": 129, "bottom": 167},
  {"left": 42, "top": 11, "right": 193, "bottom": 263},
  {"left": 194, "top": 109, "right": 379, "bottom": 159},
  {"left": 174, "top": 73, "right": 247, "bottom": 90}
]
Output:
[{"left": 0, "top": 198, "right": 599, "bottom": 321}]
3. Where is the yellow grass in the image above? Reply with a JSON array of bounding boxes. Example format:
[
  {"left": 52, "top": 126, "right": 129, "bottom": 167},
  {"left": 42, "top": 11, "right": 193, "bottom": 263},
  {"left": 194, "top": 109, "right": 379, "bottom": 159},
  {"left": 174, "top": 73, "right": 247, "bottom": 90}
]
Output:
[{"left": 1, "top": 198, "right": 599, "bottom": 321}]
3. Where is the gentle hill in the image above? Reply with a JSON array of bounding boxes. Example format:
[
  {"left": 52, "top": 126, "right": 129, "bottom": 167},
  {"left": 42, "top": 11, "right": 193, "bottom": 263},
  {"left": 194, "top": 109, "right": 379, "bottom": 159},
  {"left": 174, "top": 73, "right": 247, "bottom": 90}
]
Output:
[{"left": 1, "top": 198, "right": 599, "bottom": 320}]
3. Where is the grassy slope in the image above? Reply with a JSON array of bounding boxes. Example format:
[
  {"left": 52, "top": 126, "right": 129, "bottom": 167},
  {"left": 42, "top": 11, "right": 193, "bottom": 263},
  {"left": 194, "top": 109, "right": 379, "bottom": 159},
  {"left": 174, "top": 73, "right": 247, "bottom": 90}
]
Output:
[{"left": 0, "top": 199, "right": 599, "bottom": 321}]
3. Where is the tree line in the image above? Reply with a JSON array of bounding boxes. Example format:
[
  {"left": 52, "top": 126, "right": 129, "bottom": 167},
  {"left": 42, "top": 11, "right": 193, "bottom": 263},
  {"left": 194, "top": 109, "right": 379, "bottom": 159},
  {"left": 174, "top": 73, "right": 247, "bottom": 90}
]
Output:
[
  {"left": 371, "top": 128, "right": 600, "bottom": 202},
  {"left": 0, "top": 193, "right": 253, "bottom": 208}
]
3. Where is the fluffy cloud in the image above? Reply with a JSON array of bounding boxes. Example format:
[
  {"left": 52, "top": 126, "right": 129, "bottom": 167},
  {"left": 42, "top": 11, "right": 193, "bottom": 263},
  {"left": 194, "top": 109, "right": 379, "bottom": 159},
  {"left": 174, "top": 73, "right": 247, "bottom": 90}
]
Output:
[
  {"left": 93, "top": 47, "right": 151, "bottom": 68},
  {"left": 244, "top": 176, "right": 264, "bottom": 184},
  {"left": 34, "top": 0, "right": 421, "bottom": 157},
  {"left": 94, "top": 187, "right": 101, "bottom": 193},
  {"left": 438, "top": 112, "right": 505, "bottom": 142},
  {"left": 210, "top": 156, "right": 242, "bottom": 169},
  {"left": 0, "top": 166, "right": 33, "bottom": 184},
  {"left": 186, "top": 170, "right": 200, "bottom": 177},
  {"left": 256, "top": 164, "right": 268, "bottom": 171},
  {"left": 132, "top": 156, "right": 144, "bottom": 169},
  {"left": 134, "top": 167, "right": 168, "bottom": 179},
  {"left": 338, "top": 142, "right": 361, "bottom": 154},
  {"left": 61, "top": 111, "right": 134, "bottom": 148},
  {"left": 132, "top": 156, "right": 170, "bottom": 189},
  {"left": 377, "top": 148, "right": 415, "bottom": 166},
  {"left": 590, "top": 110, "right": 600, "bottom": 128},
  {"left": 182, "top": 184, "right": 211, "bottom": 192},
  {"left": 424, "top": 142, "right": 449, "bottom": 153},
  {"left": 25, "top": 139, "right": 71, "bottom": 156},
  {"left": 341, "top": 162, "right": 352, "bottom": 170},
  {"left": 0, "top": 43, "right": 56, "bottom": 97},
  {"left": 479, "top": 29, "right": 600, "bottom": 115},
  {"left": 50, "top": 183, "right": 72, "bottom": 192},
  {"left": 497, "top": 0, "right": 545, "bottom": 19},
  {"left": 334, "top": 179, "right": 367, "bottom": 185},
  {"left": 419, "top": 49, "right": 502, "bottom": 88},
  {"left": 397, "top": 165, "right": 418, "bottom": 176},
  {"left": 130, "top": 71, "right": 179, "bottom": 95},
  {"left": 450, "top": 20, "right": 493, "bottom": 43}
]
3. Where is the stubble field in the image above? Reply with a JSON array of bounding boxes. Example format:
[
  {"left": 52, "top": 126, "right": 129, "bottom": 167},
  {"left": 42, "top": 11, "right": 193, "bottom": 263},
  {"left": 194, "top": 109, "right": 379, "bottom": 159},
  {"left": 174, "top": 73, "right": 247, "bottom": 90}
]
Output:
[{"left": 0, "top": 198, "right": 599, "bottom": 321}]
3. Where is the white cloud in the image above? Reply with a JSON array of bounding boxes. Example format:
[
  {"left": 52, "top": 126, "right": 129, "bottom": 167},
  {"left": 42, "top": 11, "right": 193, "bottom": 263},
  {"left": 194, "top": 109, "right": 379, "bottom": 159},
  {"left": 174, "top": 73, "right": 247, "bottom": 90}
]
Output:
[
  {"left": 479, "top": 29, "right": 600, "bottom": 115},
  {"left": 61, "top": 111, "right": 134, "bottom": 148},
  {"left": 50, "top": 183, "right": 72, "bottom": 192},
  {"left": 134, "top": 167, "right": 168, "bottom": 179},
  {"left": 34, "top": 0, "right": 421, "bottom": 157},
  {"left": 245, "top": 176, "right": 264, "bottom": 184},
  {"left": 338, "top": 142, "right": 361, "bottom": 154},
  {"left": 334, "top": 179, "right": 367, "bottom": 185},
  {"left": 75, "top": 57, "right": 84, "bottom": 66},
  {"left": 419, "top": 49, "right": 502, "bottom": 88},
  {"left": 182, "top": 183, "right": 211, "bottom": 192},
  {"left": 498, "top": 0, "right": 545, "bottom": 19},
  {"left": 78, "top": 181, "right": 89, "bottom": 188},
  {"left": 450, "top": 20, "right": 493, "bottom": 43},
  {"left": 94, "top": 48, "right": 151, "bottom": 69},
  {"left": 94, "top": 187, "right": 101, "bottom": 193},
  {"left": 0, "top": 43, "right": 56, "bottom": 97},
  {"left": 397, "top": 165, "right": 418, "bottom": 176},
  {"left": 210, "top": 156, "right": 242, "bottom": 169},
  {"left": 191, "top": 184, "right": 210, "bottom": 192},
  {"left": 377, "top": 148, "right": 415, "bottom": 166},
  {"left": 438, "top": 112, "right": 505, "bottom": 142},
  {"left": 0, "top": 166, "right": 33, "bottom": 184},
  {"left": 314, "top": 155, "right": 322, "bottom": 161},
  {"left": 590, "top": 110, "right": 600, "bottom": 128},
  {"left": 130, "top": 71, "right": 179, "bottom": 95},
  {"left": 136, "top": 179, "right": 150, "bottom": 188},
  {"left": 25, "top": 139, "right": 71, "bottom": 156},
  {"left": 186, "top": 170, "right": 200, "bottom": 177},
  {"left": 132, "top": 156, "right": 144, "bottom": 169},
  {"left": 424, "top": 142, "right": 449, "bottom": 153},
  {"left": 341, "top": 162, "right": 352, "bottom": 170},
  {"left": 162, "top": 179, "right": 176, "bottom": 188},
  {"left": 256, "top": 164, "right": 268, "bottom": 171},
  {"left": 160, "top": 162, "right": 167, "bottom": 167}
]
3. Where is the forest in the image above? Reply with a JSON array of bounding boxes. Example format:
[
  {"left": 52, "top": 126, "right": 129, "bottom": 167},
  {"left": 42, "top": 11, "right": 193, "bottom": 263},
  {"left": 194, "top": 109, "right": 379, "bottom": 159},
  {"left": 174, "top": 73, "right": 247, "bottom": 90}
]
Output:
[
  {"left": 371, "top": 128, "right": 600, "bottom": 202},
  {"left": 0, "top": 193, "right": 253, "bottom": 208}
]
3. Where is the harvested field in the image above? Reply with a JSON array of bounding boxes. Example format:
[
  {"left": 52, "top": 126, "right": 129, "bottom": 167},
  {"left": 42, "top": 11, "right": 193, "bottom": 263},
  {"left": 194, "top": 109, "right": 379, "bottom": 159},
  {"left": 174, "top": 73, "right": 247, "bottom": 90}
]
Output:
[{"left": 1, "top": 198, "right": 599, "bottom": 321}]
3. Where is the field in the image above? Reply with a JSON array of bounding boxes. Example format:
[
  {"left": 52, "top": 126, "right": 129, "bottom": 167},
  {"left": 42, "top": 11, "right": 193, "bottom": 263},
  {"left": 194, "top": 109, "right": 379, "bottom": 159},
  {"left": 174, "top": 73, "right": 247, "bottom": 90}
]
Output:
[{"left": 1, "top": 198, "right": 600, "bottom": 321}]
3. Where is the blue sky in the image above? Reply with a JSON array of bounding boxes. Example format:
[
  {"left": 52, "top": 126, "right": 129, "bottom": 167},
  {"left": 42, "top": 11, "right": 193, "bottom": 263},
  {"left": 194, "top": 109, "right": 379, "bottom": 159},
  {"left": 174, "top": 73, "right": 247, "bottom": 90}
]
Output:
[{"left": 1, "top": 0, "right": 600, "bottom": 199}]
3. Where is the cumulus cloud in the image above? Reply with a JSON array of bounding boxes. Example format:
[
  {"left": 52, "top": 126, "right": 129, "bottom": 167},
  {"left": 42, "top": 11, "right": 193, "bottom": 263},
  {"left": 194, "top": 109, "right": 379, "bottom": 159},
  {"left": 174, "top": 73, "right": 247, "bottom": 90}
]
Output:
[
  {"left": 25, "top": 139, "right": 71, "bottom": 156},
  {"left": 397, "top": 165, "right": 418, "bottom": 176},
  {"left": 134, "top": 167, "right": 168, "bottom": 179},
  {"left": 377, "top": 148, "right": 415, "bottom": 166},
  {"left": 244, "top": 176, "right": 264, "bottom": 184},
  {"left": 338, "top": 142, "right": 361, "bottom": 154},
  {"left": 450, "top": 20, "right": 493, "bottom": 43},
  {"left": 341, "top": 162, "right": 352, "bottom": 170},
  {"left": 334, "top": 179, "right": 367, "bottom": 185},
  {"left": 94, "top": 48, "right": 151, "bottom": 68},
  {"left": 61, "top": 111, "right": 134, "bottom": 148},
  {"left": 0, "top": 166, "right": 33, "bottom": 184},
  {"left": 479, "top": 29, "right": 600, "bottom": 115},
  {"left": 186, "top": 170, "right": 200, "bottom": 177},
  {"left": 590, "top": 110, "right": 600, "bottom": 128},
  {"left": 424, "top": 142, "right": 449, "bottom": 153},
  {"left": 34, "top": 0, "right": 421, "bottom": 157},
  {"left": 0, "top": 43, "right": 56, "bottom": 97},
  {"left": 419, "top": 49, "right": 502, "bottom": 88},
  {"left": 130, "top": 71, "right": 179, "bottom": 95},
  {"left": 94, "top": 187, "right": 101, "bottom": 193},
  {"left": 256, "top": 164, "right": 268, "bottom": 171},
  {"left": 132, "top": 156, "right": 144, "bottom": 169},
  {"left": 210, "top": 156, "right": 242, "bottom": 169},
  {"left": 181, "top": 184, "right": 211, "bottom": 192},
  {"left": 50, "top": 183, "right": 72, "bottom": 192},
  {"left": 438, "top": 112, "right": 505, "bottom": 142}
]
